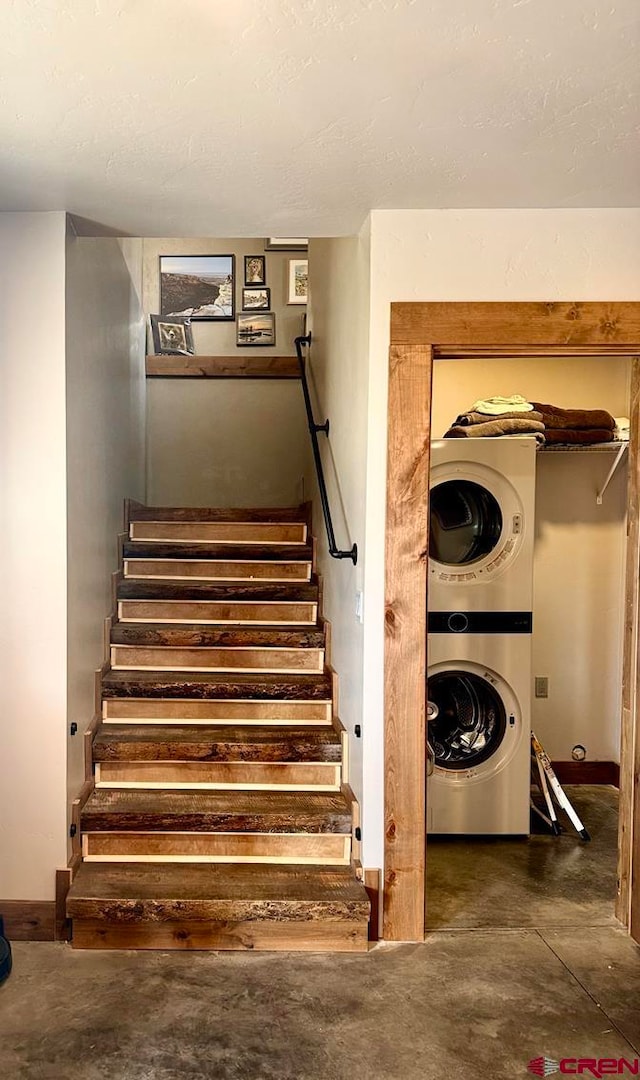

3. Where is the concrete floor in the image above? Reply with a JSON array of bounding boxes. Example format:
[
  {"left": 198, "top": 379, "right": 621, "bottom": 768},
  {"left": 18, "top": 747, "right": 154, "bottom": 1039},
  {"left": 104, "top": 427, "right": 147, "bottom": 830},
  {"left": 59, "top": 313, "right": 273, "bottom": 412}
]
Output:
[
  {"left": 426, "top": 785, "right": 620, "bottom": 929},
  {"left": 1, "top": 788, "right": 639, "bottom": 1080}
]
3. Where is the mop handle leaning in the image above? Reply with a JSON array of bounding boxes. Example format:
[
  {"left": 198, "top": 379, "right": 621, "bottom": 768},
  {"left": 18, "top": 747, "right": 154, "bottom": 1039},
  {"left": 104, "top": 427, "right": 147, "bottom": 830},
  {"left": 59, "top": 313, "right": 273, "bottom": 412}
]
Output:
[{"left": 531, "top": 731, "right": 591, "bottom": 842}]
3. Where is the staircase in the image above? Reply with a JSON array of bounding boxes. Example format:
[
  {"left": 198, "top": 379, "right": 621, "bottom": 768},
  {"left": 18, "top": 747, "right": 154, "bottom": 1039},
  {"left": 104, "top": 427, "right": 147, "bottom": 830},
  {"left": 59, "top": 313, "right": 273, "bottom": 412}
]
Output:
[{"left": 66, "top": 501, "right": 370, "bottom": 951}]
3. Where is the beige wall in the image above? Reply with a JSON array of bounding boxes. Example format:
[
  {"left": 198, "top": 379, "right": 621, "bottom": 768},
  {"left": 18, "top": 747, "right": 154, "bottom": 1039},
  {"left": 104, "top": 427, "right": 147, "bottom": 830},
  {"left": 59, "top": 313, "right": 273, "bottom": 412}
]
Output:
[
  {"left": 432, "top": 355, "right": 630, "bottom": 762},
  {"left": 65, "top": 231, "right": 146, "bottom": 809},
  {"left": 306, "top": 229, "right": 371, "bottom": 804},
  {"left": 0, "top": 216, "right": 146, "bottom": 902},
  {"left": 358, "top": 208, "right": 640, "bottom": 867},
  {"left": 0, "top": 213, "right": 68, "bottom": 899},
  {"left": 142, "top": 238, "right": 308, "bottom": 507}
]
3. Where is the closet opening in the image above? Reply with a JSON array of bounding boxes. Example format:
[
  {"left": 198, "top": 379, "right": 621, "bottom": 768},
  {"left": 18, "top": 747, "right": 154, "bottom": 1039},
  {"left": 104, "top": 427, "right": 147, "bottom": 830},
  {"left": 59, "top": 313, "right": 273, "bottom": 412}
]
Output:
[
  {"left": 382, "top": 301, "right": 640, "bottom": 945},
  {"left": 425, "top": 352, "right": 630, "bottom": 931}
]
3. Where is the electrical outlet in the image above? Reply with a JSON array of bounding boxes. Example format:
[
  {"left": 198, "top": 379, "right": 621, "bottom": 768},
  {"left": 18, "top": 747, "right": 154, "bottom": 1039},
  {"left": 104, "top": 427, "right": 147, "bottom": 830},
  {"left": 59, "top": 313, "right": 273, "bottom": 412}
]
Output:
[{"left": 535, "top": 676, "right": 549, "bottom": 698}]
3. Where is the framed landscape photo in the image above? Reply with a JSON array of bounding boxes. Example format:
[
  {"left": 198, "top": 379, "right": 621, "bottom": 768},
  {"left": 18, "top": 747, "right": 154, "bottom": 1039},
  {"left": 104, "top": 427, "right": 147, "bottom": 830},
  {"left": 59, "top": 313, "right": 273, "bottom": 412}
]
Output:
[
  {"left": 150, "top": 314, "right": 195, "bottom": 355},
  {"left": 288, "top": 258, "right": 308, "bottom": 305},
  {"left": 237, "top": 312, "right": 276, "bottom": 347},
  {"left": 160, "top": 255, "right": 234, "bottom": 320},
  {"left": 244, "top": 255, "right": 266, "bottom": 286},
  {"left": 242, "top": 287, "right": 271, "bottom": 311}
]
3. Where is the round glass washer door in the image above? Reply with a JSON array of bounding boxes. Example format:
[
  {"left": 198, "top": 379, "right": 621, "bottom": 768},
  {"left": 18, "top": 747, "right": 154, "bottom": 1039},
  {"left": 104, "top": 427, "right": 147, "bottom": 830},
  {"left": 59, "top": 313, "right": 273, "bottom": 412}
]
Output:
[
  {"left": 430, "top": 479, "right": 502, "bottom": 566},
  {"left": 427, "top": 661, "right": 522, "bottom": 784},
  {"left": 429, "top": 461, "right": 524, "bottom": 585}
]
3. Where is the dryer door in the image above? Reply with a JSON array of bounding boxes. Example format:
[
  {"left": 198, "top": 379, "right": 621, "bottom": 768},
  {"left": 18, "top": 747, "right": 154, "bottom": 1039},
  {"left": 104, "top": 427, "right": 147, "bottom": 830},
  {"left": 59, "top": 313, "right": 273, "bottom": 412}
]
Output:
[{"left": 429, "top": 461, "right": 524, "bottom": 586}]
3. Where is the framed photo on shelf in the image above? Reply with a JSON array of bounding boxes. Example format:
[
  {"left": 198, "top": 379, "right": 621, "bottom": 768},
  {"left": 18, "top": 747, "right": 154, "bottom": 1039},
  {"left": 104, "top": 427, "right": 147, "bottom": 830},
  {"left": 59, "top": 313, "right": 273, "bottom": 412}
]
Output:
[
  {"left": 237, "top": 312, "right": 276, "bottom": 347},
  {"left": 288, "top": 258, "right": 308, "bottom": 305},
  {"left": 150, "top": 314, "right": 195, "bottom": 356},
  {"left": 244, "top": 255, "right": 266, "bottom": 285},
  {"left": 159, "top": 255, "right": 234, "bottom": 320},
  {"left": 242, "top": 287, "right": 271, "bottom": 311}
]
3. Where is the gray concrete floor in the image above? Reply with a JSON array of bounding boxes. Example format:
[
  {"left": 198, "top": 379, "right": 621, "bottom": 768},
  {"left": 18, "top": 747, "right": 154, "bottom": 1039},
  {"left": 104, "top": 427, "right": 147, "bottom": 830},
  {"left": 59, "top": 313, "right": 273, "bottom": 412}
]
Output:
[{"left": 1, "top": 788, "right": 639, "bottom": 1080}]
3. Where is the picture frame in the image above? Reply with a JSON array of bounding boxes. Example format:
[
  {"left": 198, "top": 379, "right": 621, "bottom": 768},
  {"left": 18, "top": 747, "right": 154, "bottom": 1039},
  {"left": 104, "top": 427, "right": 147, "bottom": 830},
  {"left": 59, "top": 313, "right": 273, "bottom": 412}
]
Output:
[
  {"left": 160, "top": 255, "right": 235, "bottom": 321},
  {"left": 265, "top": 238, "right": 309, "bottom": 251},
  {"left": 242, "top": 287, "right": 271, "bottom": 311},
  {"left": 244, "top": 255, "right": 266, "bottom": 286},
  {"left": 288, "top": 258, "right": 308, "bottom": 305},
  {"left": 150, "top": 314, "right": 195, "bottom": 356},
  {"left": 237, "top": 312, "right": 276, "bottom": 347}
]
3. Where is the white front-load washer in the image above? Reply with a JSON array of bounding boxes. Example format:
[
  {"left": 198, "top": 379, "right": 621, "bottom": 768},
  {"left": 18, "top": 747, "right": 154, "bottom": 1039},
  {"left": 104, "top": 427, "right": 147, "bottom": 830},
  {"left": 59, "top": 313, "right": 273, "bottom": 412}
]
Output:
[
  {"left": 429, "top": 438, "right": 537, "bottom": 613},
  {"left": 427, "top": 618, "right": 531, "bottom": 835}
]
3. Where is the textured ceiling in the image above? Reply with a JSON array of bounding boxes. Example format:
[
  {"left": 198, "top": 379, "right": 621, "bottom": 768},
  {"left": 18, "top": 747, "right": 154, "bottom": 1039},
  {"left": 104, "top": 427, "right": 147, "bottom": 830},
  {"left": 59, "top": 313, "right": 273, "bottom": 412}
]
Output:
[{"left": 1, "top": 0, "right": 638, "bottom": 235}]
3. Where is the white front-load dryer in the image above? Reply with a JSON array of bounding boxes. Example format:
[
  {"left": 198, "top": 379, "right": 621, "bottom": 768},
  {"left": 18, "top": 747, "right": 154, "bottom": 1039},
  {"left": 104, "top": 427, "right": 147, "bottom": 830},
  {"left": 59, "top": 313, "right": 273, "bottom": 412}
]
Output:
[
  {"left": 429, "top": 438, "right": 537, "bottom": 613},
  {"left": 427, "top": 620, "right": 531, "bottom": 835}
]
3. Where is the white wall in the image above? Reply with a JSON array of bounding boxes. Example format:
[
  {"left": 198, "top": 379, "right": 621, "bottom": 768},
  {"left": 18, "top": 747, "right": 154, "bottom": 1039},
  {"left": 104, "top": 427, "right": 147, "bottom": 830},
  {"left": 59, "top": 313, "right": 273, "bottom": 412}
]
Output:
[
  {"left": 65, "top": 231, "right": 146, "bottom": 806},
  {"left": 0, "top": 216, "right": 146, "bottom": 903},
  {"left": 361, "top": 209, "right": 640, "bottom": 867},
  {"left": 143, "top": 238, "right": 309, "bottom": 507},
  {"left": 432, "top": 354, "right": 630, "bottom": 762},
  {"left": 0, "top": 213, "right": 68, "bottom": 899},
  {"left": 306, "top": 228, "right": 371, "bottom": 804}
]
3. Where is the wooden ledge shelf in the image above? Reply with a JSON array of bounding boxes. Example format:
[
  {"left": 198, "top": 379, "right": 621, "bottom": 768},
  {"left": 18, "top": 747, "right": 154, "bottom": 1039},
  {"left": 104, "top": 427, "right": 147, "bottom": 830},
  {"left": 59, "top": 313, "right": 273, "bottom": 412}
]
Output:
[{"left": 146, "top": 355, "right": 299, "bottom": 379}]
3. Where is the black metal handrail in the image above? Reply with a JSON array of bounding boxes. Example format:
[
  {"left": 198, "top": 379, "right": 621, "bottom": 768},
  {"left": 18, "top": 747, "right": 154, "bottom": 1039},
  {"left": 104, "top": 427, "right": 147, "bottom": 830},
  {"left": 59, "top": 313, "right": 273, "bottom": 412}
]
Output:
[{"left": 295, "top": 333, "right": 357, "bottom": 565}]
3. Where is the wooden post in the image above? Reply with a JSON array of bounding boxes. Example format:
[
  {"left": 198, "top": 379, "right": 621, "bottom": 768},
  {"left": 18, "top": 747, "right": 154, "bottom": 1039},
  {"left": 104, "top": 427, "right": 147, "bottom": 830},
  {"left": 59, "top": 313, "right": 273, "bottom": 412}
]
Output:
[
  {"left": 619, "top": 357, "right": 640, "bottom": 931},
  {"left": 383, "top": 344, "right": 432, "bottom": 941}
]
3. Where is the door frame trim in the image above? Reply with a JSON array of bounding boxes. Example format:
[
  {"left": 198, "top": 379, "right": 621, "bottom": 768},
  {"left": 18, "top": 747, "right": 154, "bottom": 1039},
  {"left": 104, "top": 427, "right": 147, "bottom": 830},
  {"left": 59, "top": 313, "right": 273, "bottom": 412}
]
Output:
[{"left": 384, "top": 301, "right": 640, "bottom": 942}]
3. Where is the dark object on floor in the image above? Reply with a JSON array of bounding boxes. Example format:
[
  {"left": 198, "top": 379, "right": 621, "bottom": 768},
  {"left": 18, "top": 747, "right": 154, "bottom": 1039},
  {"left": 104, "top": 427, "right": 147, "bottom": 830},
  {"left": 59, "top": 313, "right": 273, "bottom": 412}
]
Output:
[
  {"left": 531, "top": 402, "right": 616, "bottom": 431},
  {"left": 0, "top": 918, "right": 12, "bottom": 985}
]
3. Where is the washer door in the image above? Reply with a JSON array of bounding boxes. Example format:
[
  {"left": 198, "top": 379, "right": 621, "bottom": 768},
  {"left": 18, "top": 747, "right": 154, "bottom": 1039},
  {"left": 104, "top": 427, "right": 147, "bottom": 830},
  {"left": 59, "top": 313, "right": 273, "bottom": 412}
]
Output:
[
  {"left": 427, "top": 661, "right": 522, "bottom": 784},
  {"left": 429, "top": 461, "right": 524, "bottom": 585}
]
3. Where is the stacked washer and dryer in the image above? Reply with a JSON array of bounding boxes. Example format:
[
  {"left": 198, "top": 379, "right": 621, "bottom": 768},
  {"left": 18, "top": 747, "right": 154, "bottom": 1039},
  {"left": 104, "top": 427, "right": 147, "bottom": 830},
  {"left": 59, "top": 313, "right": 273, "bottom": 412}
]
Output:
[{"left": 427, "top": 438, "right": 537, "bottom": 835}]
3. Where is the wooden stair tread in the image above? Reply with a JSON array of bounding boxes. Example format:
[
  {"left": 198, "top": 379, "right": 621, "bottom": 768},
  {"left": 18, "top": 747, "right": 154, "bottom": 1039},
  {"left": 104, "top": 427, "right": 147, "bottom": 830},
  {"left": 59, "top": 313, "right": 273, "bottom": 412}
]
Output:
[
  {"left": 118, "top": 580, "right": 318, "bottom": 602},
  {"left": 110, "top": 623, "right": 325, "bottom": 648},
  {"left": 93, "top": 723, "right": 341, "bottom": 761},
  {"left": 127, "top": 502, "right": 311, "bottom": 524},
  {"left": 81, "top": 788, "right": 352, "bottom": 832},
  {"left": 123, "top": 542, "right": 314, "bottom": 561},
  {"left": 66, "top": 862, "right": 369, "bottom": 921},
  {"left": 102, "top": 670, "right": 333, "bottom": 700}
]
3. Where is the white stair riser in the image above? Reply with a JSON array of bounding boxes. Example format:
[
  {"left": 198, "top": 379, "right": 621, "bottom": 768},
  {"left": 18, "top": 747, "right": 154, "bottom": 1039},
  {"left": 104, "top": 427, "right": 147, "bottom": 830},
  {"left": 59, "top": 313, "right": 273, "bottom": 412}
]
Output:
[
  {"left": 124, "top": 559, "right": 311, "bottom": 583},
  {"left": 94, "top": 761, "right": 341, "bottom": 791},
  {"left": 130, "top": 522, "right": 307, "bottom": 544},
  {"left": 110, "top": 645, "right": 324, "bottom": 674},
  {"left": 82, "top": 832, "right": 351, "bottom": 865},
  {"left": 118, "top": 600, "right": 318, "bottom": 625},
  {"left": 102, "top": 700, "right": 333, "bottom": 726}
]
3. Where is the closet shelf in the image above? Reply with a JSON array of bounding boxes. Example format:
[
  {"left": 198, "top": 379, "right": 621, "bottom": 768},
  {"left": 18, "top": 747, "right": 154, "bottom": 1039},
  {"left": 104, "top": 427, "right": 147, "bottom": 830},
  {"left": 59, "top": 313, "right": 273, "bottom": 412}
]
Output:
[
  {"left": 541, "top": 441, "right": 628, "bottom": 505},
  {"left": 541, "top": 441, "right": 627, "bottom": 452}
]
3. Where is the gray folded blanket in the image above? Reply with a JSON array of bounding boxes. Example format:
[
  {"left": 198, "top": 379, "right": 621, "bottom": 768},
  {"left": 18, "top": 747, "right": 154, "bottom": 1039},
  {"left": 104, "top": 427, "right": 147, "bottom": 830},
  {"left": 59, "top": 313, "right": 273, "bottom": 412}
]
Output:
[
  {"left": 444, "top": 417, "right": 546, "bottom": 442},
  {"left": 455, "top": 410, "right": 544, "bottom": 426}
]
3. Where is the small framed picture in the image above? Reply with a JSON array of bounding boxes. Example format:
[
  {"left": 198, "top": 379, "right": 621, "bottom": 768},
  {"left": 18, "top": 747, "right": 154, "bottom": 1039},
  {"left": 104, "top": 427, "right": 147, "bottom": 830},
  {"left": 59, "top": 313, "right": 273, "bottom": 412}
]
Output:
[
  {"left": 160, "top": 255, "right": 234, "bottom": 320},
  {"left": 237, "top": 312, "right": 276, "bottom": 347},
  {"left": 150, "top": 314, "right": 195, "bottom": 355},
  {"left": 244, "top": 255, "right": 266, "bottom": 285},
  {"left": 288, "top": 258, "right": 308, "bottom": 305},
  {"left": 242, "top": 287, "right": 271, "bottom": 311}
]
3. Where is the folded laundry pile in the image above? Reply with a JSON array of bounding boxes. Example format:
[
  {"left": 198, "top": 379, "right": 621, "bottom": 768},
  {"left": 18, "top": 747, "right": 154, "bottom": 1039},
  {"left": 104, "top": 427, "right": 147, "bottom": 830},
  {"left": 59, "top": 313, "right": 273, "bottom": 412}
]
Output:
[
  {"left": 614, "top": 416, "right": 630, "bottom": 442},
  {"left": 443, "top": 396, "right": 618, "bottom": 447},
  {"left": 530, "top": 402, "right": 616, "bottom": 446}
]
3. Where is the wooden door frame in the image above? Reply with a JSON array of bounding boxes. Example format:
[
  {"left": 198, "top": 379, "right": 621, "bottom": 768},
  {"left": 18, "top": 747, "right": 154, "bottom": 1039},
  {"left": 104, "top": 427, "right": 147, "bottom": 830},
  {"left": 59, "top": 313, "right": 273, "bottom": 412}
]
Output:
[{"left": 383, "top": 301, "right": 640, "bottom": 943}]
